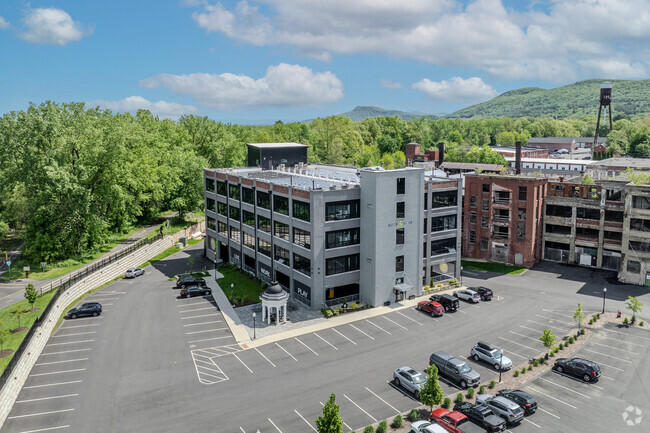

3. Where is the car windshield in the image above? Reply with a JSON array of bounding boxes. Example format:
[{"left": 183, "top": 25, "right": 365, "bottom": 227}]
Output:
[
  {"left": 459, "top": 363, "right": 471, "bottom": 373},
  {"left": 491, "top": 350, "right": 502, "bottom": 359},
  {"left": 413, "top": 374, "right": 426, "bottom": 384}
]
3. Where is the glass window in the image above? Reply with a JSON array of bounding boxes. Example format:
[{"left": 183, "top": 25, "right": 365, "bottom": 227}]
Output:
[
  {"left": 243, "top": 231, "right": 255, "bottom": 249},
  {"left": 518, "top": 186, "right": 527, "bottom": 201},
  {"left": 627, "top": 260, "right": 641, "bottom": 273},
  {"left": 273, "top": 195, "right": 289, "bottom": 215},
  {"left": 396, "top": 202, "right": 405, "bottom": 218},
  {"left": 481, "top": 198, "right": 489, "bottom": 211},
  {"left": 257, "top": 191, "right": 270, "bottom": 209},
  {"left": 229, "top": 206, "right": 240, "bottom": 221},
  {"left": 397, "top": 178, "right": 405, "bottom": 194},
  {"left": 325, "top": 228, "right": 360, "bottom": 249},
  {"left": 431, "top": 238, "right": 456, "bottom": 255},
  {"left": 207, "top": 216, "right": 216, "bottom": 231},
  {"left": 205, "top": 178, "right": 215, "bottom": 192},
  {"left": 480, "top": 237, "right": 488, "bottom": 251},
  {"left": 257, "top": 239, "right": 271, "bottom": 257},
  {"left": 217, "top": 221, "right": 227, "bottom": 236},
  {"left": 431, "top": 191, "right": 457, "bottom": 208},
  {"left": 424, "top": 193, "right": 428, "bottom": 209},
  {"left": 217, "top": 202, "right": 227, "bottom": 216},
  {"left": 326, "top": 200, "right": 360, "bottom": 221},
  {"left": 469, "top": 230, "right": 476, "bottom": 244},
  {"left": 482, "top": 183, "right": 490, "bottom": 193},
  {"left": 518, "top": 208, "right": 526, "bottom": 221},
  {"left": 242, "top": 210, "right": 255, "bottom": 227},
  {"left": 326, "top": 254, "right": 360, "bottom": 275},
  {"left": 293, "top": 253, "right": 311, "bottom": 276},
  {"left": 517, "top": 223, "right": 525, "bottom": 238},
  {"left": 396, "top": 228, "right": 405, "bottom": 245},
  {"left": 470, "top": 195, "right": 477, "bottom": 208},
  {"left": 274, "top": 221, "right": 290, "bottom": 241},
  {"left": 293, "top": 227, "right": 311, "bottom": 249},
  {"left": 229, "top": 226, "right": 241, "bottom": 243},
  {"left": 257, "top": 215, "right": 271, "bottom": 233},
  {"left": 242, "top": 187, "right": 254, "bottom": 205},
  {"left": 423, "top": 242, "right": 427, "bottom": 258},
  {"left": 274, "top": 245, "right": 290, "bottom": 265},
  {"left": 229, "top": 184, "right": 240, "bottom": 200},
  {"left": 395, "top": 255, "right": 404, "bottom": 272},
  {"left": 293, "top": 200, "right": 310, "bottom": 222},
  {"left": 432, "top": 215, "right": 456, "bottom": 232},
  {"left": 481, "top": 216, "right": 488, "bottom": 228},
  {"left": 424, "top": 218, "right": 427, "bottom": 233},
  {"left": 206, "top": 197, "right": 216, "bottom": 212},
  {"left": 469, "top": 212, "right": 476, "bottom": 224},
  {"left": 217, "top": 181, "right": 227, "bottom": 196}
]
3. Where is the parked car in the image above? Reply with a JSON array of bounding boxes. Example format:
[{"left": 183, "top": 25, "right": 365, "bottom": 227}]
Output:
[
  {"left": 429, "top": 351, "right": 481, "bottom": 388},
  {"left": 409, "top": 421, "right": 448, "bottom": 433},
  {"left": 453, "top": 402, "right": 506, "bottom": 432},
  {"left": 429, "top": 294, "right": 460, "bottom": 312},
  {"left": 470, "top": 341, "right": 512, "bottom": 370},
  {"left": 468, "top": 286, "right": 493, "bottom": 301},
  {"left": 125, "top": 268, "right": 144, "bottom": 278},
  {"left": 454, "top": 289, "right": 480, "bottom": 303},
  {"left": 66, "top": 302, "right": 102, "bottom": 319},
  {"left": 496, "top": 389, "right": 538, "bottom": 415},
  {"left": 179, "top": 286, "right": 212, "bottom": 298},
  {"left": 176, "top": 275, "right": 207, "bottom": 289},
  {"left": 429, "top": 409, "right": 487, "bottom": 433},
  {"left": 393, "top": 366, "right": 427, "bottom": 399},
  {"left": 418, "top": 300, "right": 444, "bottom": 317},
  {"left": 553, "top": 357, "right": 601, "bottom": 382},
  {"left": 476, "top": 395, "right": 524, "bottom": 426}
]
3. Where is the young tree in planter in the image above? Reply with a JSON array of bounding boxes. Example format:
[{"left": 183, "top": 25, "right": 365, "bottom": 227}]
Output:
[
  {"left": 539, "top": 328, "right": 556, "bottom": 358},
  {"left": 315, "top": 393, "right": 343, "bottom": 433},
  {"left": 625, "top": 296, "right": 644, "bottom": 324},
  {"left": 573, "top": 303, "right": 585, "bottom": 329},
  {"left": 0, "top": 322, "right": 9, "bottom": 354},
  {"left": 24, "top": 284, "right": 38, "bottom": 311},
  {"left": 420, "top": 364, "right": 445, "bottom": 411}
]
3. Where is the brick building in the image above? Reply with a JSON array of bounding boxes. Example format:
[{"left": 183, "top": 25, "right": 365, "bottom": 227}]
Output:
[{"left": 494, "top": 146, "right": 549, "bottom": 159}]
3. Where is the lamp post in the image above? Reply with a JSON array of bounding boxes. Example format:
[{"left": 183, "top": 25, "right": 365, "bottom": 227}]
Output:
[
  {"left": 252, "top": 312, "right": 256, "bottom": 339},
  {"left": 499, "top": 349, "right": 503, "bottom": 383},
  {"left": 231, "top": 283, "right": 234, "bottom": 300},
  {"left": 602, "top": 287, "right": 607, "bottom": 314}
]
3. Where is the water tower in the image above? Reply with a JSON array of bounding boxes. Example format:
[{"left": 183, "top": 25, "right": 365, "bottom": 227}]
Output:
[{"left": 593, "top": 81, "right": 613, "bottom": 147}]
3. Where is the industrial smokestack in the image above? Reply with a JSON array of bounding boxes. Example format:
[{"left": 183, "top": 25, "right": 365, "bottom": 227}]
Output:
[
  {"left": 438, "top": 142, "right": 445, "bottom": 167},
  {"left": 515, "top": 141, "right": 522, "bottom": 175}
]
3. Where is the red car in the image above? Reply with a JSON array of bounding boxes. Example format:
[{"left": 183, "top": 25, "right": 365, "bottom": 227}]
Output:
[
  {"left": 430, "top": 409, "right": 487, "bottom": 433},
  {"left": 418, "top": 300, "right": 444, "bottom": 317}
]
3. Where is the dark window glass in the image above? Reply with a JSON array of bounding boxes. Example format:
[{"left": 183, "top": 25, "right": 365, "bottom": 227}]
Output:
[
  {"left": 217, "top": 181, "right": 227, "bottom": 196},
  {"left": 431, "top": 215, "right": 456, "bottom": 232},
  {"left": 273, "top": 195, "right": 289, "bottom": 215},
  {"left": 293, "top": 200, "right": 310, "bottom": 222},
  {"left": 242, "top": 187, "right": 255, "bottom": 204},
  {"left": 480, "top": 237, "right": 488, "bottom": 251},
  {"left": 424, "top": 193, "right": 428, "bottom": 209},
  {"left": 518, "top": 186, "right": 527, "bottom": 201},
  {"left": 469, "top": 231, "right": 476, "bottom": 244},
  {"left": 431, "top": 191, "right": 457, "bottom": 208},
  {"left": 229, "top": 184, "right": 240, "bottom": 200},
  {"left": 293, "top": 253, "right": 311, "bottom": 276},
  {"left": 424, "top": 218, "right": 427, "bottom": 233},
  {"left": 274, "top": 245, "right": 290, "bottom": 265},
  {"left": 518, "top": 208, "right": 526, "bottom": 221},
  {"left": 606, "top": 210, "right": 624, "bottom": 222},
  {"left": 217, "top": 221, "right": 227, "bottom": 236},
  {"left": 326, "top": 200, "right": 360, "bottom": 220},
  {"left": 293, "top": 227, "right": 311, "bottom": 249},
  {"left": 229, "top": 206, "right": 240, "bottom": 221},
  {"left": 395, "top": 255, "right": 404, "bottom": 272},
  {"left": 396, "top": 228, "right": 405, "bottom": 245},
  {"left": 206, "top": 197, "right": 215, "bottom": 212},
  {"left": 576, "top": 207, "right": 600, "bottom": 220},
  {"left": 396, "top": 202, "right": 405, "bottom": 218},
  {"left": 257, "top": 215, "right": 271, "bottom": 233},
  {"left": 470, "top": 195, "right": 477, "bottom": 208},
  {"left": 207, "top": 217, "right": 216, "bottom": 231},
  {"left": 469, "top": 212, "right": 476, "bottom": 224},
  {"left": 217, "top": 202, "right": 227, "bottom": 216},
  {"left": 482, "top": 183, "right": 490, "bottom": 193},
  {"left": 517, "top": 223, "right": 525, "bottom": 238},
  {"left": 481, "top": 198, "right": 489, "bottom": 211},
  {"left": 325, "top": 228, "right": 360, "bottom": 249},
  {"left": 257, "top": 191, "right": 270, "bottom": 209},
  {"left": 326, "top": 254, "right": 360, "bottom": 275},
  {"left": 205, "top": 178, "right": 215, "bottom": 192},
  {"left": 627, "top": 260, "right": 641, "bottom": 273},
  {"left": 397, "top": 178, "right": 405, "bottom": 194},
  {"left": 242, "top": 210, "right": 255, "bottom": 226},
  {"left": 481, "top": 216, "right": 488, "bottom": 228},
  {"left": 274, "top": 221, "right": 290, "bottom": 241},
  {"left": 257, "top": 239, "right": 271, "bottom": 257},
  {"left": 423, "top": 242, "right": 427, "bottom": 258},
  {"left": 431, "top": 238, "right": 456, "bottom": 255}
]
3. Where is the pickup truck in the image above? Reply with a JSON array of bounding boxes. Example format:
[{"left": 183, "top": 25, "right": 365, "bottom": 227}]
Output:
[
  {"left": 429, "top": 350, "right": 481, "bottom": 388},
  {"left": 453, "top": 402, "right": 506, "bottom": 432},
  {"left": 430, "top": 409, "right": 487, "bottom": 433},
  {"left": 429, "top": 294, "right": 460, "bottom": 312}
]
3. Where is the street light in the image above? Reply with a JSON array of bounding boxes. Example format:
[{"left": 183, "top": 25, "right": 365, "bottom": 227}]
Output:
[
  {"left": 252, "top": 312, "right": 256, "bottom": 339},
  {"left": 231, "top": 283, "right": 234, "bottom": 300},
  {"left": 499, "top": 348, "right": 503, "bottom": 383},
  {"left": 602, "top": 287, "right": 607, "bottom": 314}
]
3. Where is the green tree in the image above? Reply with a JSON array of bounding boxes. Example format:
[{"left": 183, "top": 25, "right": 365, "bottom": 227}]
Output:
[
  {"left": 625, "top": 296, "right": 644, "bottom": 323},
  {"left": 580, "top": 174, "right": 594, "bottom": 184},
  {"left": 315, "top": 393, "right": 343, "bottom": 433},
  {"left": 573, "top": 303, "right": 585, "bottom": 329},
  {"left": 539, "top": 328, "right": 556, "bottom": 357},
  {"left": 496, "top": 131, "right": 515, "bottom": 147},
  {"left": 0, "top": 221, "right": 9, "bottom": 240},
  {"left": 0, "top": 322, "right": 9, "bottom": 353},
  {"left": 420, "top": 364, "right": 445, "bottom": 411},
  {"left": 24, "top": 283, "right": 38, "bottom": 311}
]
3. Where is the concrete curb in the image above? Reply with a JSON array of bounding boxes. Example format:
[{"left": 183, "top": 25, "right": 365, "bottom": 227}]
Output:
[{"left": 204, "top": 270, "right": 251, "bottom": 344}]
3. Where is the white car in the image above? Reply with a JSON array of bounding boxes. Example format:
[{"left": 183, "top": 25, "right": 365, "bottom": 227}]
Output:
[
  {"left": 454, "top": 289, "right": 480, "bottom": 303},
  {"left": 409, "top": 421, "right": 448, "bottom": 433},
  {"left": 125, "top": 268, "right": 144, "bottom": 278}
]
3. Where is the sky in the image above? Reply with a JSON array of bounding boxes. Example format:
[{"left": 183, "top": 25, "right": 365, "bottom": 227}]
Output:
[{"left": 1, "top": 0, "right": 649, "bottom": 124}]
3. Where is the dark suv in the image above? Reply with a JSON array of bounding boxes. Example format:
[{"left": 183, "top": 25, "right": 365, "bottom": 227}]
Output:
[
  {"left": 469, "top": 286, "right": 493, "bottom": 301},
  {"left": 429, "top": 294, "right": 460, "bottom": 312},
  {"left": 554, "top": 357, "right": 601, "bottom": 382},
  {"left": 453, "top": 402, "right": 506, "bottom": 432},
  {"left": 67, "top": 302, "right": 102, "bottom": 319},
  {"left": 496, "top": 389, "right": 538, "bottom": 415},
  {"left": 176, "top": 275, "right": 207, "bottom": 289}
]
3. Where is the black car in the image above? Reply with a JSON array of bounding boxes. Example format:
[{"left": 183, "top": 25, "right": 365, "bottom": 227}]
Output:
[
  {"left": 554, "top": 357, "right": 601, "bottom": 382},
  {"left": 453, "top": 402, "right": 506, "bottom": 432},
  {"left": 429, "top": 294, "right": 460, "bottom": 312},
  {"left": 496, "top": 389, "right": 538, "bottom": 415},
  {"left": 176, "top": 275, "right": 207, "bottom": 289},
  {"left": 179, "top": 285, "right": 212, "bottom": 298},
  {"left": 469, "top": 286, "right": 493, "bottom": 301},
  {"left": 67, "top": 302, "right": 102, "bottom": 319}
]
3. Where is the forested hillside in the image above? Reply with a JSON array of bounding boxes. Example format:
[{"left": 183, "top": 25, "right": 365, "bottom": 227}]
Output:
[
  {"left": 450, "top": 79, "right": 650, "bottom": 119},
  {"left": 339, "top": 106, "right": 438, "bottom": 121},
  {"left": 1, "top": 101, "right": 649, "bottom": 263}
]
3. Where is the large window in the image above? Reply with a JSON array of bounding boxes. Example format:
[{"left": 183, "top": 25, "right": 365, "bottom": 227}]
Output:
[
  {"left": 207, "top": 216, "right": 216, "bottom": 231},
  {"left": 470, "top": 195, "right": 477, "bottom": 208},
  {"left": 206, "top": 197, "right": 215, "bottom": 212},
  {"left": 326, "top": 228, "right": 360, "bottom": 249},
  {"left": 627, "top": 260, "right": 641, "bottom": 273},
  {"left": 273, "top": 195, "right": 289, "bottom": 215},
  {"left": 518, "top": 186, "right": 527, "bottom": 201},
  {"left": 257, "top": 215, "right": 271, "bottom": 233},
  {"left": 431, "top": 238, "right": 456, "bottom": 255},
  {"left": 469, "top": 230, "right": 476, "bottom": 244},
  {"left": 205, "top": 178, "right": 215, "bottom": 192},
  {"left": 293, "top": 200, "right": 310, "bottom": 222},
  {"left": 397, "top": 178, "right": 405, "bottom": 194},
  {"left": 217, "top": 221, "right": 227, "bottom": 236},
  {"left": 217, "top": 181, "right": 227, "bottom": 196},
  {"left": 217, "top": 202, "right": 227, "bottom": 216},
  {"left": 424, "top": 193, "right": 428, "bottom": 209},
  {"left": 395, "top": 255, "right": 404, "bottom": 272},
  {"left": 396, "top": 228, "right": 405, "bottom": 245},
  {"left": 274, "top": 245, "right": 290, "bottom": 265},
  {"left": 481, "top": 198, "right": 489, "bottom": 211},
  {"left": 396, "top": 202, "right": 405, "bottom": 218},
  {"left": 326, "top": 200, "right": 360, "bottom": 221},
  {"left": 274, "top": 221, "right": 290, "bottom": 241},
  {"left": 431, "top": 191, "right": 457, "bottom": 208},
  {"left": 242, "top": 187, "right": 255, "bottom": 205},
  {"left": 229, "top": 184, "right": 240, "bottom": 200},
  {"left": 293, "top": 227, "right": 311, "bottom": 249},
  {"left": 257, "top": 238, "right": 271, "bottom": 257},
  {"left": 576, "top": 207, "right": 600, "bottom": 220},
  {"left": 243, "top": 231, "right": 255, "bottom": 249},
  {"left": 326, "top": 254, "right": 360, "bottom": 275},
  {"left": 469, "top": 212, "right": 476, "bottom": 225},
  {"left": 229, "top": 206, "right": 240, "bottom": 221},
  {"left": 257, "top": 191, "right": 270, "bottom": 209},
  {"left": 229, "top": 226, "right": 241, "bottom": 243},
  {"left": 293, "top": 253, "right": 311, "bottom": 276},
  {"left": 242, "top": 210, "right": 255, "bottom": 227},
  {"left": 431, "top": 215, "right": 456, "bottom": 232},
  {"left": 480, "top": 237, "right": 488, "bottom": 251}
]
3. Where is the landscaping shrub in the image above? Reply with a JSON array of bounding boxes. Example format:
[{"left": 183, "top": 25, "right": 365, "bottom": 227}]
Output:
[
  {"left": 488, "top": 380, "right": 496, "bottom": 389},
  {"left": 364, "top": 426, "right": 374, "bottom": 433},
  {"left": 514, "top": 370, "right": 520, "bottom": 377},
  {"left": 350, "top": 302, "right": 358, "bottom": 309},
  {"left": 550, "top": 352, "right": 555, "bottom": 357},
  {"left": 539, "top": 357, "right": 545, "bottom": 364},
  {"left": 533, "top": 360, "right": 539, "bottom": 367},
  {"left": 528, "top": 365, "right": 533, "bottom": 371},
  {"left": 569, "top": 337, "right": 575, "bottom": 343},
  {"left": 455, "top": 393, "right": 464, "bottom": 403},
  {"left": 408, "top": 409, "right": 420, "bottom": 422},
  {"left": 589, "top": 318, "right": 594, "bottom": 325},
  {"left": 391, "top": 415, "right": 403, "bottom": 429},
  {"left": 559, "top": 342, "right": 564, "bottom": 349},
  {"left": 640, "top": 321, "right": 645, "bottom": 326},
  {"left": 580, "top": 328, "right": 585, "bottom": 335},
  {"left": 442, "top": 398, "right": 452, "bottom": 409},
  {"left": 521, "top": 367, "right": 527, "bottom": 374},
  {"left": 596, "top": 313, "right": 600, "bottom": 319},
  {"left": 479, "top": 385, "right": 486, "bottom": 394},
  {"left": 466, "top": 387, "right": 475, "bottom": 399},
  {"left": 376, "top": 420, "right": 388, "bottom": 433}
]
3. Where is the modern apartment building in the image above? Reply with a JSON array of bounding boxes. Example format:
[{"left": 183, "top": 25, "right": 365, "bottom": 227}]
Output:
[{"left": 204, "top": 145, "right": 462, "bottom": 309}]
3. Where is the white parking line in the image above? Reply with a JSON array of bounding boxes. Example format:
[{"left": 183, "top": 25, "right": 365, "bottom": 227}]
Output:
[
  {"left": 183, "top": 320, "right": 222, "bottom": 327},
  {"left": 344, "top": 394, "right": 377, "bottom": 422},
  {"left": 527, "top": 319, "right": 569, "bottom": 331},
  {"left": 16, "top": 394, "right": 78, "bottom": 404},
  {"left": 538, "top": 377, "right": 591, "bottom": 399},
  {"left": 295, "top": 337, "right": 319, "bottom": 356},
  {"left": 186, "top": 327, "right": 227, "bottom": 335},
  {"left": 314, "top": 332, "right": 338, "bottom": 350},
  {"left": 365, "top": 386, "right": 400, "bottom": 414},
  {"left": 36, "top": 358, "right": 88, "bottom": 366},
  {"left": 581, "top": 348, "right": 633, "bottom": 363},
  {"left": 7, "top": 408, "right": 74, "bottom": 419},
  {"left": 332, "top": 328, "right": 357, "bottom": 345},
  {"left": 509, "top": 330, "right": 544, "bottom": 344},
  {"left": 23, "top": 381, "right": 83, "bottom": 389},
  {"left": 600, "top": 374, "right": 615, "bottom": 381},
  {"left": 177, "top": 299, "right": 208, "bottom": 306},
  {"left": 457, "top": 309, "right": 467, "bottom": 314},
  {"left": 594, "top": 333, "right": 645, "bottom": 347},
  {"left": 382, "top": 316, "right": 408, "bottom": 330},
  {"left": 588, "top": 341, "right": 639, "bottom": 355},
  {"left": 505, "top": 350, "right": 528, "bottom": 360},
  {"left": 17, "top": 426, "right": 70, "bottom": 433},
  {"left": 294, "top": 409, "right": 317, "bottom": 432},
  {"left": 240, "top": 427, "right": 246, "bottom": 433},
  {"left": 255, "top": 348, "right": 276, "bottom": 367},
  {"left": 520, "top": 325, "right": 547, "bottom": 334},
  {"left": 188, "top": 336, "right": 232, "bottom": 344},
  {"left": 538, "top": 407, "right": 560, "bottom": 419},
  {"left": 499, "top": 336, "right": 539, "bottom": 352},
  {"left": 591, "top": 360, "right": 624, "bottom": 372},
  {"left": 350, "top": 324, "right": 375, "bottom": 340},
  {"left": 47, "top": 340, "right": 95, "bottom": 347},
  {"left": 542, "top": 309, "right": 573, "bottom": 319},
  {"left": 87, "top": 297, "right": 119, "bottom": 301},
  {"left": 525, "top": 385, "right": 577, "bottom": 409},
  {"left": 524, "top": 418, "right": 541, "bottom": 428},
  {"left": 30, "top": 368, "right": 86, "bottom": 377},
  {"left": 275, "top": 342, "right": 298, "bottom": 361},
  {"left": 535, "top": 314, "right": 572, "bottom": 325},
  {"left": 366, "top": 319, "right": 391, "bottom": 335},
  {"left": 60, "top": 323, "right": 100, "bottom": 329},
  {"left": 268, "top": 418, "right": 283, "bottom": 433},
  {"left": 233, "top": 353, "right": 253, "bottom": 373},
  {"left": 178, "top": 306, "right": 215, "bottom": 313},
  {"left": 52, "top": 331, "right": 96, "bottom": 338},
  {"left": 41, "top": 348, "right": 91, "bottom": 356},
  {"left": 602, "top": 328, "right": 650, "bottom": 341},
  {"left": 181, "top": 313, "right": 219, "bottom": 320},
  {"left": 320, "top": 401, "right": 353, "bottom": 431},
  {"left": 395, "top": 311, "right": 424, "bottom": 325}
]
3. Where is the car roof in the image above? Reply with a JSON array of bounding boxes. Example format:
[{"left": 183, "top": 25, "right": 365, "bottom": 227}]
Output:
[
  {"left": 476, "top": 341, "right": 497, "bottom": 350},
  {"left": 493, "top": 396, "right": 520, "bottom": 409}
]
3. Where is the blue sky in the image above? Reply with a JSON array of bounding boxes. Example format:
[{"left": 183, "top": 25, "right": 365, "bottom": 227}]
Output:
[{"left": 1, "top": 0, "right": 649, "bottom": 124}]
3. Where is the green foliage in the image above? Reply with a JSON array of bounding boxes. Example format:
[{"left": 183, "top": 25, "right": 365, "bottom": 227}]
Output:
[
  {"left": 533, "top": 360, "right": 539, "bottom": 367},
  {"left": 0, "top": 221, "right": 9, "bottom": 240},
  {"left": 514, "top": 370, "right": 520, "bottom": 377},
  {"left": 315, "top": 393, "right": 343, "bottom": 433},
  {"left": 420, "top": 365, "right": 445, "bottom": 411},
  {"left": 479, "top": 385, "right": 486, "bottom": 394},
  {"left": 442, "top": 397, "right": 452, "bottom": 409},
  {"left": 528, "top": 364, "right": 533, "bottom": 371},
  {"left": 640, "top": 321, "right": 644, "bottom": 326},
  {"left": 488, "top": 380, "right": 496, "bottom": 389},
  {"left": 376, "top": 420, "right": 388, "bottom": 433},
  {"left": 623, "top": 317, "right": 629, "bottom": 325},
  {"left": 625, "top": 296, "right": 644, "bottom": 315},
  {"left": 0, "top": 322, "right": 9, "bottom": 352},
  {"left": 539, "top": 328, "right": 557, "bottom": 356},
  {"left": 391, "top": 415, "right": 403, "bottom": 428},
  {"left": 466, "top": 387, "right": 475, "bottom": 399},
  {"left": 559, "top": 342, "right": 564, "bottom": 349},
  {"left": 454, "top": 393, "right": 465, "bottom": 403},
  {"left": 408, "top": 409, "right": 420, "bottom": 422},
  {"left": 24, "top": 284, "right": 38, "bottom": 309},
  {"left": 363, "top": 426, "right": 374, "bottom": 433},
  {"left": 574, "top": 303, "right": 585, "bottom": 329},
  {"left": 521, "top": 367, "right": 527, "bottom": 374},
  {"left": 580, "top": 328, "right": 585, "bottom": 335},
  {"left": 580, "top": 174, "right": 594, "bottom": 185}
]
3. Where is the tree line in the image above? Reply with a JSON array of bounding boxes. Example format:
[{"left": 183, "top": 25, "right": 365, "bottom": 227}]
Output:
[{"left": 1, "top": 101, "right": 649, "bottom": 262}]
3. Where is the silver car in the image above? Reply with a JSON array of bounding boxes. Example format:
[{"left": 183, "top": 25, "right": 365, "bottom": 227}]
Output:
[
  {"left": 393, "top": 366, "right": 427, "bottom": 399},
  {"left": 454, "top": 289, "right": 480, "bottom": 303},
  {"left": 476, "top": 394, "right": 524, "bottom": 426},
  {"left": 409, "top": 421, "right": 447, "bottom": 433},
  {"left": 470, "top": 341, "right": 513, "bottom": 370},
  {"left": 125, "top": 268, "right": 144, "bottom": 278}
]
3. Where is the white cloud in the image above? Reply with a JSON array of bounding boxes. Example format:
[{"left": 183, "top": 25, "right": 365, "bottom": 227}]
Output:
[
  {"left": 413, "top": 77, "right": 498, "bottom": 103},
  {"left": 87, "top": 96, "right": 199, "bottom": 120},
  {"left": 19, "top": 8, "right": 91, "bottom": 45},
  {"left": 139, "top": 63, "right": 344, "bottom": 110},
  {"left": 0, "top": 17, "right": 10, "bottom": 29},
  {"left": 189, "top": 0, "right": 650, "bottom": 81},
  {"left": 380, "top": 79, "right": 402, "bottom": 90}
]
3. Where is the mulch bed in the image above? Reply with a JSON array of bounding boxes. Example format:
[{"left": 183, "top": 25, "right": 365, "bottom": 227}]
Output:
[{"left": 0, "top": 349, "right": 14, "bottom": 358}]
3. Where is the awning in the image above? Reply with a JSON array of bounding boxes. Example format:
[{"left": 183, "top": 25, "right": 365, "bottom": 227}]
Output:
[{"left": 394, "top": 283, "right": 413, "bottom": 292}]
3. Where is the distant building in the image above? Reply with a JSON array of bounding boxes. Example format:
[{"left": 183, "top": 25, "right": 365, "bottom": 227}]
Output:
[
  {"left": 504, "top": 157, "right": 594, "bottom": 173},
  {"left": 247, "top": 142, "right": 308, "bottom": 169},
  {"left": 405, "top": 142, "right": 440, "bottom": 166},
  {"left": 527, "top": 137, "right": 606, "bottom": 152},
  {"left": 590, "top": 158, "right": 650, "bottom": 175},
  {"left": 494, "top": 146, "right": 549, "bottom": 159},
  {"left": 439, "top": 162, "right": 504, "bottom": 175}
]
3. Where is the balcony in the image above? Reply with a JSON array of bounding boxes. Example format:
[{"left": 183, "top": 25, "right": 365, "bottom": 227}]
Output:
[
  {"left": 493, "top": 194, "right": 511, "bottom": 205},
  {"left": 492, "top": 229, "right": 509, "bottom": 239},
  {"left": 493, "top": 214, "right": 510, "bottom": 223}
]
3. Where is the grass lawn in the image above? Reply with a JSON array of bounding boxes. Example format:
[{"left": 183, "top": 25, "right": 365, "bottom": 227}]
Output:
[
  {"left": 217, "top": 263, "right": 265, "bottom": 304},
  {"left": 462, "top": 260, "right": 527, "bottom": 275},
  {"left": 0, "top": 289, "right": 57, "bottom": 373}
]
